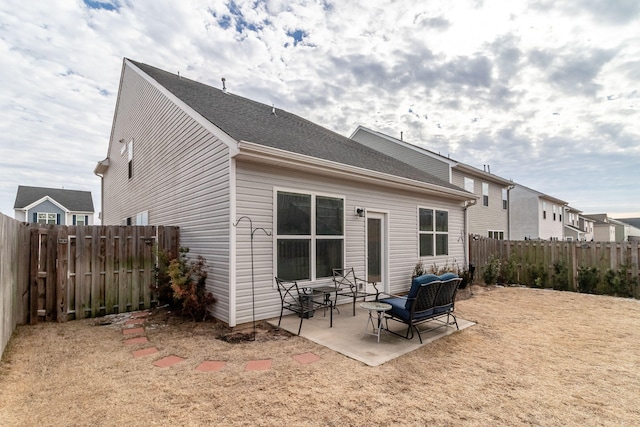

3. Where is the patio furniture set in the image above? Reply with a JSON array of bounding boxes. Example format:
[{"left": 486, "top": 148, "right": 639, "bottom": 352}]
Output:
[{"left": 275, "top": 269, "right": 462, "bottom": 343}]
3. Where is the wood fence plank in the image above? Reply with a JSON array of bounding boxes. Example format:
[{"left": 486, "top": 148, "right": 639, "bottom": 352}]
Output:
[
  {"left": 56, "top": 227, "right": 68, "bottom": 322},
  {"left": 75, "top": 227, "right": 86, "bottom": 320},
  {"left": 29, "top": 228, "right": 40, "bottom": 325},
  {"left": 90, "top": 226, "right": 101, "bottom": 317},
  {"left": 45, "top": 225, "right": 57, "bottom": 321},
  {"left": 131, "top": 227, "right": 140, "bottom": 311},
  {"left": 118, "top": 226, "right": 128, "bottom": 313},
  {"left": 142, "top": 226, "right": 154, "bottom": 309},
  {"left": 104, "top": 227, "right": 116, "bottom": 314}
]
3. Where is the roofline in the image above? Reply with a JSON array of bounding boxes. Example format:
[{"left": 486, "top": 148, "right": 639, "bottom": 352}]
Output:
[
  {"left": 234, "top": 141, "right": 478, "bottom": 202},
  {"left": 20, "top": 196, "right": 70, "bottom": 213},
  {"left": 124, "top": 59, "right": 241, "bottom": 157},
  {"left": 351, "top": 125, "right": 457, "bottom": 167},
  {"left": 352, "top": 125, "right": 513, "bottom": 186},
  {"left": 514, "top": 183, "right": 569, "bottom": 205}
]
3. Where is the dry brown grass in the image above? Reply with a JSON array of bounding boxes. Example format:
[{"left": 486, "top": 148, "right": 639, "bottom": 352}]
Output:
[{"left": 1, "top": 286, "right": 639, "bottom": 426}]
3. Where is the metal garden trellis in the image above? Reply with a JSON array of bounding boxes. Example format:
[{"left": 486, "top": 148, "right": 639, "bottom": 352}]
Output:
[{"left": 233, "top": 216, "right": 271, "bottom": 341}]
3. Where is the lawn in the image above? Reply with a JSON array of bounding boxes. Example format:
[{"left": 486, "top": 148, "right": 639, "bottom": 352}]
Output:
[{"left": 1, "top": 285, "right": 639, "bottom": 426}]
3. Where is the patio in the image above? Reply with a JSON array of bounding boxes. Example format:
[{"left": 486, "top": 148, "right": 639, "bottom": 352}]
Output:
[{"left": 268, "top": 302, "right": 475, "bottom": 366}]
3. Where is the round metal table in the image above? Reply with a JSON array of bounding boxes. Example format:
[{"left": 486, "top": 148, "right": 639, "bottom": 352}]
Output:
[{"left": 360, "top": 301, "right": 392, "bottom": 342}]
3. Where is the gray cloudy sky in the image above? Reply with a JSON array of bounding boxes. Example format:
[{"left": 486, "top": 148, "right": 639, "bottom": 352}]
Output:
[{"left": 1, "top": 0, "right": 639, "bottom": 219}]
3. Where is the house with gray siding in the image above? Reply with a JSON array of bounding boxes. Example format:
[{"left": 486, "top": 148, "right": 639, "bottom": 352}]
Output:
[
  {"left": 13, "top": 185, "right": 94, "bottom": 225},
  {"left": 350, "top": 126, "right": 513, "bottom": 243},
  {"left": 509, "top": 184, "right": 567, "bottom": 240},
  {"left": 96, "top": 59, "right": 476, "bottom": 327}
]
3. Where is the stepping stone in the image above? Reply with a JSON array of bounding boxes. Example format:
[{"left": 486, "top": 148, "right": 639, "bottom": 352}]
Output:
[
  {"left": 132, "top": 311, "right": 150, "bottom": 319},
  {"left": 123, "top": 327, "right": 145, "bottom": 336},
  {"left": 124, "top": 336, "right": 149, "bottom": 345},
  {"left": 245, "top": 359, "right": 271, "bottom": 371},
  {"left": 125, "top": 318, "right": 145, "bottom": 326},
  {"left": 195, "top": 360, "right": 226, "bottom": 372},
  {"left": 153, "top": 355, "right": 186, "bottom": 368},
  {"left": 133, "top": 347, "right": 158, "bottom": 358},
  {"left": 292, "top": 352, "right": 321, "bottom": 365}
]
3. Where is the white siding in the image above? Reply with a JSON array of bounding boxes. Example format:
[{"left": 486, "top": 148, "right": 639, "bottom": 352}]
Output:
[
  {"left": 509, "top": 186, "right": 540, "bottom": 239},
  {"left": 101, "top": 63, "right": 232, "bottom": 322},
  {"left": 234, "top": 161, "right": 465, "bottom": 324}
]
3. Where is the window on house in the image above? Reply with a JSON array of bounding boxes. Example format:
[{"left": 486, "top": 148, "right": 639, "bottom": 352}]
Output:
[
  {"left": 276, "top": 191, "right": 344, "bottom": 281},
  {"left": 127, "top": 140, "right": 133, "bottom": 179},
  {"left": 136, "top": 211, "right": 149, "bottom": 225},
  {"left": 553, "top": 205, "right": 557, "bottom": 221},
  {"left": 464, "top": 177, "right": 474, "bottom": 193},
  {"left": 419, "top": 208, "right": 448, "bottom": 256},
  {"left": 482, "top": 183, "right": 489, "bottom": 207},
  {"left": 37, "top": 212, "right": 58, "bottom": 225},
  {"left": 502, "top": 188, "right": 508, "bottom": 210},
  {"left": 73, "top": 215, "right": 88, "bottom": 226},
  {"left": 488, "top": 230, "right": 504, "bottom": 240},
  {"left": 542, "top": 202, "right": 547, "bottom": 219}
]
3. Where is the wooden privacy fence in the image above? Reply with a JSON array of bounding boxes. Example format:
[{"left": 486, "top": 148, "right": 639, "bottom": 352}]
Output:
[
  {"left": 470, "top": 238, "right": 640, "bottom": 295},
  {"left": 28, "top": 224, "right": 179, "bottom": 323}
]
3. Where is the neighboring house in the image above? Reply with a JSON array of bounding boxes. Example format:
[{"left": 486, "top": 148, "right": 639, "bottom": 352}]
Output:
[
  {"left": 564, "top": 206, "right": 595, "bottom": 241},
  {"left": 585, "top": 214, "right": 640, "bottom": 242},
  {"left": 509, "top": 184, "right": 568, "bottom": 240},
  {"left": 350, "top": 126, "right": 513, "bottom": 243},
  {"left": 13, "top": 185, "right": 94, "bottom": 226},
  {"left": 95, "top": 59, "right": 476, "bottom": 327},
  {"left": 615, "top": 218, "right": 640, "bottom": 242}
]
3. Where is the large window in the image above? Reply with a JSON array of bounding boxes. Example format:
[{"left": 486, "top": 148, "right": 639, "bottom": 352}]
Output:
[
  {"left": 276, "top": 191, "right": 344, "bottom": 281},
  {"left": 419, "top": 208, "right": 448, "bottom": 256},
  {"left": 37, "top": 212, "right": 58, "bottom": 225}
]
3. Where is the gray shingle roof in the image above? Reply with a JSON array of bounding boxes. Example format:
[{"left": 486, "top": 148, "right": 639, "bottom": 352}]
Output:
[
  {"left": 130, "top": 60, "right": 465, "bottom": 193},
  {"left": 14, "top": 186, "right": 94, "bottom": 212}
]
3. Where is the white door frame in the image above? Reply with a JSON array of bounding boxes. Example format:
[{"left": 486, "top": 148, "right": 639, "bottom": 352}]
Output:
[{"left": 365, "top": 211, "right": 388, "bottom": 294}]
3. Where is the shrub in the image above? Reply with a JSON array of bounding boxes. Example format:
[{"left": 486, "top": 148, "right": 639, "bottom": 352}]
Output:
[
  {"left": 526, "top": 264, "right": 548, "bottom": 288},
  {"left": 552, "top": 260, "right": 570, "bottom": 291},
  {"left": 152, "top": 247, "right": 174, "bottom": 306},
  {"left": 167, "top": 247, "right": 216, "bottom": 321},
  {"left": 482, "top": 255, "right": 501, "bottom": 285},
  {"left": 577, "top": 266, "right": 599, "bottom": 294},
  {"left": 412, "top": 261, "right": 427, "bottom": 279},
  {"left": 500, "top": 255, "right": 518, "bottom": 285}
]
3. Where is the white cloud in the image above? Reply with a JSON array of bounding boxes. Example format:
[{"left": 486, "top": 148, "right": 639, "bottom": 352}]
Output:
[{"left": 0, "top": 0, "right": 638, "bottom": 219}]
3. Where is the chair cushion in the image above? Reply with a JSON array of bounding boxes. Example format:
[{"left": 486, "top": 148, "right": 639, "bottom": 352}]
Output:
[
  {"left": 438, "top": 272, "right": 459, "bottom": 281},
  {"left": 405, "top": 274, "right": 439, "bottom": 310},
  {"left": 380, "top": 297, "right": 412, "bottom": 322}
]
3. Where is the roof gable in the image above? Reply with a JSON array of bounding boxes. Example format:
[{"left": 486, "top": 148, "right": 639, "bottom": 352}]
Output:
[
  {"left": 128, "top": 59, "right": 466, "bottom": 194},
  {"left": 14, "top": 186, "right": 94, "bottom": 212}
]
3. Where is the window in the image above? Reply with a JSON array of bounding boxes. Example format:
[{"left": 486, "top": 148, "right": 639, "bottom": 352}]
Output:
[
  {"left": 553, "top": 205, "right": 557, "bottom": 221},
  {"left": 73, "top": 215, "right": 88, "bottom": 226},
  {"left": 464, "top": 177, "right": 474, "bottom": 193},
  {"left": 488, "top": 230, "right": 504, "bottom": 240},
  {"left": 276, "top": 191, "right": 344, "bottom": 281},
  {"left": 502, "top": 188, "right": 508, "bottom": 210},
  {"left": 419, "top": 208, "right": 448, "bottom": 256},
  {"left": 542, "top": 202, "right": 547, "bottom": 219},
  {"left": 482, "top": 183, "right": 489, "bottom": 207},
  {"left": 37, "top": 212, "right": 58, "bottom": 225},
  {"left": 127, "top": 140, "right": 133, "bottom": 179},
  {"left": 136, "top": 211, "right": 149, "bottom": 225}
]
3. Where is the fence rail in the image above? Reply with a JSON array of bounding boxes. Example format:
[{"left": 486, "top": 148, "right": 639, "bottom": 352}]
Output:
[{"left": 470, "top": 238, "right": 640, "bottom": 297}]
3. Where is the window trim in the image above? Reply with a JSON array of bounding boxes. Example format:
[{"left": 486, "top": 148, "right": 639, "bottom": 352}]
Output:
[
  {"left": 36, "top": 212, "right": 58, "bottom": 225},
  {"left": 273, "top": 188, "right": 346, "bottom": 282},
  {"left": 482, "top": 182, "right": 489, "bottom": 207},
  {"left": 418, "top": 207, "right": 449, "bottom": 257},
  {"left": 488, "top": 230, "right": 505, "bottom": 240}
]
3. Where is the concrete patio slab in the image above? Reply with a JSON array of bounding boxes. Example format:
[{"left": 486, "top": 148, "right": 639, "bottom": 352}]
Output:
[{"left": 268, "top": 303, "right": 475, "bottom": 366}]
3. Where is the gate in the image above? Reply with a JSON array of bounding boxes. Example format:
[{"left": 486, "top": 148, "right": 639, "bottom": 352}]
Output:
[{"left": 28, "top": 225, "right": 179, "bottom": 323}]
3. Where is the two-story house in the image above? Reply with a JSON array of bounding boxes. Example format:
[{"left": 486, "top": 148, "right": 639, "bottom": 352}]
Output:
[{"left": 509, "top": 184, "right": 567, "bottom": 240}]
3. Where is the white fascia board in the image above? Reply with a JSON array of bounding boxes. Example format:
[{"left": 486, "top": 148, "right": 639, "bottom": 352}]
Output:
[
  {"left": 234, "top": 141, "right": 478, "bottom": 202},
  {"left": 125, "top": 59, "right": 240, "bottom": 157},
  {"left": 23, "top": 196, "right": 70, "bottom": 213},
  {"left": 454, "top": 164, "right": 513, "bottom": 186}
]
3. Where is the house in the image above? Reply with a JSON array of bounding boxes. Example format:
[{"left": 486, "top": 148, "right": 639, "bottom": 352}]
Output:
[
  {"left": 563, "top": 206, "right": 595, "bottom": 241},
  {"left": 95, "top": 59, "right": 476, "bottom": 326},
  {"left": 509, "top": 184, "right": 568, "bottom": 240},
  {"left": 584, "top": 214, "right": 640, "bottom": 242},
  {"left": 350, "top": 126, "right": 514, "bottom": 242},
  {"left": 13, "top": 185, "right": 94, "bottom": 225}
]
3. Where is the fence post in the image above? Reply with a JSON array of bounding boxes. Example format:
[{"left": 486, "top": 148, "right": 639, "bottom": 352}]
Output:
[{"left": 56, "top": 227, "right": 68, "bottom": 322}]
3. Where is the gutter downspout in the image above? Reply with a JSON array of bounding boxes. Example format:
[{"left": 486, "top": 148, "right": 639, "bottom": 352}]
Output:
[{"left": 463, "top": 199, "right": 477, "bottom": 267}]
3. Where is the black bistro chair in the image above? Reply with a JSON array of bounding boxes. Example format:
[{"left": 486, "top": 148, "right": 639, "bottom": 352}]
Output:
[
  {"left": 332, "top": 267, "right": 380, "bottom": 316},
  {"left": 275, "top": 277, "right": 324, "bottom": 335}
]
